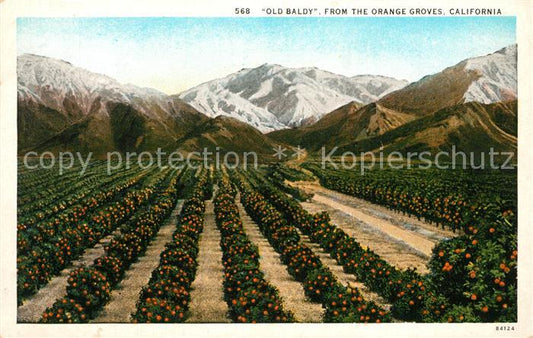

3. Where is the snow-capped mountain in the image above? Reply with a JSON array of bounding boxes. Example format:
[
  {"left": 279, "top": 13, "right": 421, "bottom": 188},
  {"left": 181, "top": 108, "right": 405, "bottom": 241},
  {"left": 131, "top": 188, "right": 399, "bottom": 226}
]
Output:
[
  {"left": 17, "top": 45, "right": 517, "bottom": 155},
  {"left": 272, "top": 45, "right": 518, "bottom": 153},
  {"left": 179, "top": 64, "right": 408, "bottom": 132},
  {"left": 463, "top": 44, "right": 517, "bottom": 103},
  {"left": 17, "top": 54, "right": 207, "bottom": 153},
  {"left": 18, "top": 54, "right": 171, "bottom": 117},
  {"left": 379, "top": 44, "right": 517, "bottom": 115}
]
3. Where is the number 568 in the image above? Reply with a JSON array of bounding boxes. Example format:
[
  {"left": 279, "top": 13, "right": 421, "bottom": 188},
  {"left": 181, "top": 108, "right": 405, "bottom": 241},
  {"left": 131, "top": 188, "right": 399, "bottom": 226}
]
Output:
[{"left": 235, "top": 8, "right": 251, "bottom": 14}]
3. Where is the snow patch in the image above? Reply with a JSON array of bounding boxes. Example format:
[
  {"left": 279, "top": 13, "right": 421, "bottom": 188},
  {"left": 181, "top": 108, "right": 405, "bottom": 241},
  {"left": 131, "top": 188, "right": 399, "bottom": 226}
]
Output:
[
  {"left": 179, "top": 64, "right": 409, "bottom": 131},
  {"left": 463, "top": 45, "right": 517, "bottom": 104}
]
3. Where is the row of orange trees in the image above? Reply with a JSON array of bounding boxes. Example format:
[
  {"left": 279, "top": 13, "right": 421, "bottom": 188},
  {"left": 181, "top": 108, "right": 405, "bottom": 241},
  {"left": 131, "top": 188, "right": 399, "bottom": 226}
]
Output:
[
  {"left": 271, "top": 166, "right": 517, "bottom": 322},
  {"left": 40, "top": 170, "right": 182, "bottom": 323},
  {"left": 17, "top": 167, "right": 150, "bottom": 253},
  {"left": 17, "top": 162, "right": 116, "bottom": 219},
  {"left": 255, "top": 179, "right": 426, "bottom": 321},
  {"left": 234, "top": 174, "right": 390, "bottom": 323},
  {"left": 17, "top": 169, "right": 166, "bottom": 302},
  {"left": 304, "top": 164, "right": 516, "bottom": 233},
  {"left": 17, "top": 160, "right": 100, "bottom": 195},
  {"left": 214, "top": 177, "right": 294, "bottom": 323},
  {"left": 18, "top": 165, "right": 142, "bottom": 227},
  {"left": 131, "top": 172, "right": 210, "bottom": 323}
]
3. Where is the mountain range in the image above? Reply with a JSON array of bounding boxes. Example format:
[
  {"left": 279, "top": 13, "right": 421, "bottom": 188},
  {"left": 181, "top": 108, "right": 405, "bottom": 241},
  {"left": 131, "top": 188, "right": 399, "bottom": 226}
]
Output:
[
  {"left": 17, "top": 45, "right": 517, "bottom": 156},
  {"left": 18, "top": 54, "right": 210, "bottom": 154},
  {"left": 179, "top": 64, "right": 408, "bottom": 132},
  {"left": 270, "top": 45, "right": 517, "bottom": 153}
]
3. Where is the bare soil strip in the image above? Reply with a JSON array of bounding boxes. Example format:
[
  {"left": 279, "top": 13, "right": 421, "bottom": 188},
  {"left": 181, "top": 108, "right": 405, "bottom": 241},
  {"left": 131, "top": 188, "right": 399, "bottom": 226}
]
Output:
[
  {"left": 17, "top": 229, "right": 121, "bottom": 323},
  {"left": 294, "top": 228, "right": 390, "bottom": 310},
  {"left": 186, "top": 200, "right": 230, "bottom": 323},
  {"left": 290, "top": 182, "right": 447, "bottom": 263},
  {"left": 291, "top": 181, "right": 458, "bottom": 241},
  {"left": 92, "top": 200, "right": 184, "bottom": 323},
  {"left": 313, "top": 193, "right": 435, "bottom": 257},
  {"left": 300, "top": 199, "right": 430, "bottom": 273},
  {"left": 237, "top": 202, "right": 324, "bottom": 323}
]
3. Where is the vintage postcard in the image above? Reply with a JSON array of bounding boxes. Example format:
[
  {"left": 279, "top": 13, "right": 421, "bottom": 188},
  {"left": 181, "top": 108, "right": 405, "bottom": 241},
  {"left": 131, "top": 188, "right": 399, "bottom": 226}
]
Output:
[{"left": 1, "top": 0, "right": 532, "bottom": 337}]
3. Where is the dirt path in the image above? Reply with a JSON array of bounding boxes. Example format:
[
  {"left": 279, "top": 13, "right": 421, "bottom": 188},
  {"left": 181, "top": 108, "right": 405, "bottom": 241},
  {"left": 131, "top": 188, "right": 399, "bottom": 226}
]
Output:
[
  {"left": 290, "top": 182, "right": 455, "bottom": 270},
  {"left": 186, "top": 200, "right": 230, "bottom": 323},
  {"left": 92, "top": 200, "right": 184, "bottom": 323},
  {"left": 237, "top": 202, "right": 324, "bottom": 323},
  {"left": 17, "top": 229, "right": 121, "bottom": 323},
  {"left": 313, "top": 194, "right": 435, "bottom": 257},
  {"left": 291, "top": 181, "right": 457, "bottom": 241},
  {"left": 294, "top": 228, "right": 389, "bottom": 309},
  {"left": 299, "top": 199, "right": 429, "bottom": 273}
]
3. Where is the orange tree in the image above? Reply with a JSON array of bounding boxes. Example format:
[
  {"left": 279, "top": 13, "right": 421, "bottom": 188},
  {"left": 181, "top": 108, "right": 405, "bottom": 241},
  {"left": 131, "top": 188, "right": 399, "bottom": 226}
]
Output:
[
  {"left": 264, "top": 166, "right": 517, "bottom": 322},
  {"left": 131, "top": 171, "right": 210, "bottom": 323},
  {"left": 18, "top": 170, "right": 163, "bottom": 302},
  {"left": 214, "top": 178, "right": 294, "bottom": 323},
  {"left": 426, "top": 209, "right": 516, "bottom": 322},
  {"left": 41, "top": 170, "right": 183, "bottom": 323},
  {"left": 233, "top": 173, "right": 390, "bottom": 323}
]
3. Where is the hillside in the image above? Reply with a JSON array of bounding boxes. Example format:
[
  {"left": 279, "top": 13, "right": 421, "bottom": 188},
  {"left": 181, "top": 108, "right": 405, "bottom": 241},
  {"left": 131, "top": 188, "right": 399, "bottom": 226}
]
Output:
[
  {"left": 17, "top": 45, "right": 517, "bottom": 157},
  {"left": 18, "top": 54, "right": 209, "bottom": 154},
  {"left": 270, "top": 45, "right": 517, "bottom": 153},
  {"left": 179, "top": 64, "right": 407, "bottom": 132},
  {"left": 378, "top": 45, "right": 516, "bottom": 115},
  {"left": 337, "top": 100, "right": 517, "bottom": 154},
  {"left": 176, "top": 115, "right": 282, "bottom": 155}
]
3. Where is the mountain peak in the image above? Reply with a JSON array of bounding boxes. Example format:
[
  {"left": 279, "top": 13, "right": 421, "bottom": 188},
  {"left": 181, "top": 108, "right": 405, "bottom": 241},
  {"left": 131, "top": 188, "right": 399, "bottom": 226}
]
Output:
[
  {"left": 379, "top": 44, "right": 517, "bottom": 114},
  {"left": 258, "top": 62, "right": 283, "bottom": 68},
  {"left": 17, "top": 53, "right": 170, "bottom": 104},
  {"left": 179, "top": 64, "right": 408, "bottom": 132},
  {"left": 17, "top": 53, "right": 208, "bottom": 154},
  {"left": 496, "top": 44, "right": 517, "bottom": 56},
  {"left": 463, "top": 44, "right": 517, "bottom": 104},
  {"left": 20, "top": 53, "right": 70, "bottom": 64}
]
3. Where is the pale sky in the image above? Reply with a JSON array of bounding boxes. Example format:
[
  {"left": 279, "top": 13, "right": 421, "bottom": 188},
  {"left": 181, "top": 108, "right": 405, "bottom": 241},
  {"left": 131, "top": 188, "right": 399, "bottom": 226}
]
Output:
[{"left": 17, "top": 17, "right": 516, "bottom": 94}]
